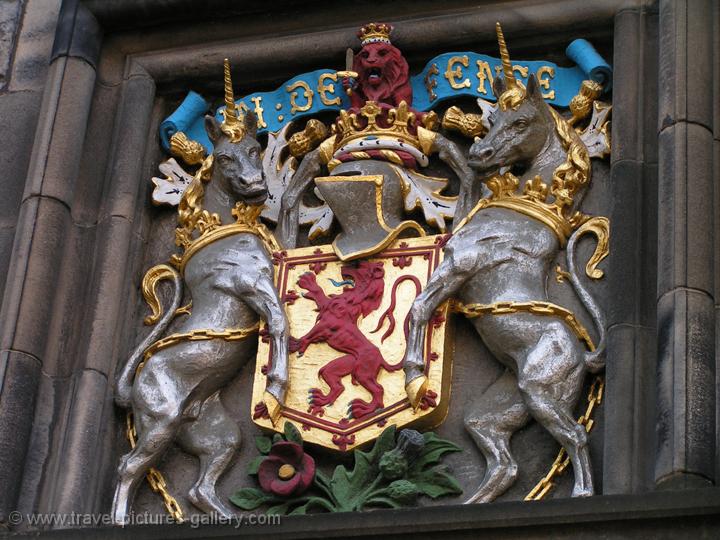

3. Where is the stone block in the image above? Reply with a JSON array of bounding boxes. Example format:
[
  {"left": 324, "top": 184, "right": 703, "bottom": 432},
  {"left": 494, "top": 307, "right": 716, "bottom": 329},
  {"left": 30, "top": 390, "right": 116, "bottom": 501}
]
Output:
[
  {"left": 639, "top": 163, "right": 659, "bottom": 321},
  {"left": 655, "top": 287, "right": 715, "bottom": 486},
  {"left": 0, "top": 90, "right": 43, "bottom": 220},
  {"left": 14, "top": 370, "right": 66, "bottom": 518},
  {"left": 22, "top": 57, "right": 97, "bottom": 210},
  {"left": 611, "top": 8, "right": 642, "bottom": 164},
  {"left": 0, "top": 0, "right": 22, "bottom": 91},
  {"left": 80, "top": 215, "right": 139, "bottom": 377},
  {"left": 0, "top": 226, "right": 16, "bottom": 298},
  {"left": 51, "top": 369, "right": 111, "bottom": 516},
  {"left": 50, "top": 1, "right": 101, "bottom": 68},
  {"left": 602, "top": 161, "right": 658, "bottom": 328},
  {"left": 715, "top": 139, "right": 720, "bottom": 302},
  {"left": 0, "top": 350, "right": 41, "bottom": 521},
  {"left": 611, "top": 5, "right": 658, "bottom": 165},
  {"left": 656, "top": 122, "right": 714, "bottom": 299},
  {"left": 606, "top": 160, "right": 643, "bottom": 325},
  {"left": 640, "top": 5, "right": 659, "bottom": 165},
  {"left": 658, "top": 0, "right": 714, "bottom": 132},
  {"left": 99, "top": 67, "right": 155, "bottom": 222},
  {"left": 40, "top": 221, "right": 96, "bottom": 378},
  {"left": 71, "top": 82, "right": 121, "bottom": 227},
  {"left": 603, "top": 323, "right": 656, "bottom": 494},
  {"left": 714, "top": 1, "right": 720, "bottom": 138},
  {"left": 0, "top": 196, "right": 71, "bottom": 362},
  {"left": 8, "top": 0, "right": 61, "bottom": 92}
]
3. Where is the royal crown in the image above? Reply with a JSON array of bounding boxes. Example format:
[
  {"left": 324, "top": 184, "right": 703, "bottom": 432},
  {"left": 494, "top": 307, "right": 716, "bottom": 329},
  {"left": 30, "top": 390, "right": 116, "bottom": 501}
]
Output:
[
  {"left": 357, "top": 22, "right": 393, "bottom": 46},
  {"left": 323, "top": 101, "right": 438, "bottom": 170}
]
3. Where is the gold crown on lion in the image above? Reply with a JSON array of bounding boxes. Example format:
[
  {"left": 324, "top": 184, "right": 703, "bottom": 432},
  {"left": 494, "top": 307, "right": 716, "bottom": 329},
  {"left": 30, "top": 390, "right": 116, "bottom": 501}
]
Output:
[{"left": 357, "top": 22, "right": 393, "bottom": 46}]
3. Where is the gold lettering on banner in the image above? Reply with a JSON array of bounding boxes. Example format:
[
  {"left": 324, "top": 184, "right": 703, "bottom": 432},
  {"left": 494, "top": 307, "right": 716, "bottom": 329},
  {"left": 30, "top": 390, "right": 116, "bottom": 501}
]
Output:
[
  {"left": 318, "top": 73, "right": 341, "bottom": 106},
  {"left": 476, "top": 60, "right": 494, "bottom": 94},
  {"left": 286, "top": 80, "right": 314, "bottom": 114},
  {"left": 237, "top": 101, "right": 250, "bottom": 115},
  {"left": 512, "top": 64, "right": 529, "bottom": 79},
  {"left": 444, "top": 56, "right": 471, "bottom": 89},
  {"left": 537, "top": 65, "right": 556, "bottom": 99},
  {"left": 424, "top": 63, "right": 439, "bottom": 101},
  {"left": 250, "top": 96, "right": 267, "bottom": 128}
]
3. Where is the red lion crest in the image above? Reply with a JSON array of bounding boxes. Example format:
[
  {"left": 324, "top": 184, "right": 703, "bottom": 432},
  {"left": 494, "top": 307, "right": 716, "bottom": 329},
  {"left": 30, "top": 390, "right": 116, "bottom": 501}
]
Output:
[
  {"left": 349, "top": 41, "right": 413, "bottom": 109},
  {"left": 289, "top": 261, "right": 419, "bottom": 420}
]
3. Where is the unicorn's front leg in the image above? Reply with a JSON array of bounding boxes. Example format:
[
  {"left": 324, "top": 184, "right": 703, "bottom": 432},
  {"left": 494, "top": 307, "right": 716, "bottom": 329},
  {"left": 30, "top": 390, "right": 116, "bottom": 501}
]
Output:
[
  {"left": 277, "top": 148, "right": 322, "bottom": 249},
  {"left": 243, "top": 269, "right": 289, "bottom": 424},
  {"left": 403, "top": 253, "right": 470, "bottom": 407}
]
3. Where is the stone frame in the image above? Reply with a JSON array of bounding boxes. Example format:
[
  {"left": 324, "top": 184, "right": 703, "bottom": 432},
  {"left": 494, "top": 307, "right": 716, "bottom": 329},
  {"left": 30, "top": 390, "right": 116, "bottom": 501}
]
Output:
[{"left": 1, "top": 0, "right": 718, "bottom": 536}]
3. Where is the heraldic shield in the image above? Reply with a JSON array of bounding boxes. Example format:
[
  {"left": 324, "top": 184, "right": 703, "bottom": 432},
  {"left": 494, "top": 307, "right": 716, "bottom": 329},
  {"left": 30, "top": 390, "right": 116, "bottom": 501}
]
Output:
[{"left": 251, "top": 235, "right": 452, "bottom": 451}]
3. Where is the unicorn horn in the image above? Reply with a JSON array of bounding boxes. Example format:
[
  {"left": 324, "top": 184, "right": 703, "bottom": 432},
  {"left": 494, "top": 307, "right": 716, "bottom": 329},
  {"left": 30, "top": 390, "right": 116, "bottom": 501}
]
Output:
[
  {"left": 223, "top": 58, "right": 237, "bottom": 120},
  {"left": 495, "top": 22, "right": 516, "bottom": 88}
]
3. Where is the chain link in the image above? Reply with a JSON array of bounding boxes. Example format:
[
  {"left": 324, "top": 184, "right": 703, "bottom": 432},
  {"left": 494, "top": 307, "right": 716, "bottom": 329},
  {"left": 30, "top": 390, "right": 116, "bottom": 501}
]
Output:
[
  {"left": 125, "top": 411, "right": 185, "bottom": 522},
  {"left": 525, "top": 376, "right": 604, "bottom": 501},
  {"left": 143, "top": 322, "right": 260, "bottom": 360},
  {"left": 124, "top": 322, "right": 260, "bottom": 521},
  {"left": 451, "top": 299, "right": 595, "bottom": 351}
]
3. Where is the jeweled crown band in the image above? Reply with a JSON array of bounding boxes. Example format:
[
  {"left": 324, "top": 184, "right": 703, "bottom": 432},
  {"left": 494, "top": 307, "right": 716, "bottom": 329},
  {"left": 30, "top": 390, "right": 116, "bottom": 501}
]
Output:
[{"left": 358, "top": 22, "right": 393, "bottom": 46}]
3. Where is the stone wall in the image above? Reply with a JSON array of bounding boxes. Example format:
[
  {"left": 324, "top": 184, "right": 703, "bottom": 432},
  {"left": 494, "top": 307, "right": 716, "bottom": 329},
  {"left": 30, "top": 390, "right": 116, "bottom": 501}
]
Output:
[{"left": 0, "top": 0, "right": 718, "bottom": 537}]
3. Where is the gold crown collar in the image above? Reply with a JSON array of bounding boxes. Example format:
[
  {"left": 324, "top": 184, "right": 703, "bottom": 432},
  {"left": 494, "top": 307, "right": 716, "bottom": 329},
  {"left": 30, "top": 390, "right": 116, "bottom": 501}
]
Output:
[
  {"left": 453, "top": 108, "right": 592, "bottom": 247},
  {"left": 358, "top": 22, "right": 393, "bottom": 46}
]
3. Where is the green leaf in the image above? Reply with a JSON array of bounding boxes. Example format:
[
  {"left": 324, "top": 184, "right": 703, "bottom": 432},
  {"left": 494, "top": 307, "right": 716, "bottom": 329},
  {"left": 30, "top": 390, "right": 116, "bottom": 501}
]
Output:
[
  {"left": 266, "top": 501, "right": 292, "bottom": 515},
  {"left": 289, "top": 502, "right": 309, "bottom": 515},
  {"left": 273, "top": 433, "right": 284, "bottom": 444},
  {"left": 363, "top": 496, "right": 402, "bottom": 509},
  {"left": 329, "top": 464, "right": 355, "bottom": 509},
  {"left": 362, "top": 425, "right": 397, "bottom": 465},
  {"left": 255, "top": 436, "right": 272, "bottom": 454},
  {"left": 329, "top": 426, "right": 397, "bottom": 511},
  {"left": 306, "top": 496, "right": 336, "bottom": 512},
  {"left": 289, "top": 496, "right": 334, "bottom": 514},
  {"left": 229, "top": 487, "right": 274, "bottom": 510},
  {"left": 283, "top": 421, "right": 303, "bottom": 445},
  {"left": 412, "top": 467, "right": 463, "bottom": 499},
  {"left": 409, "top": 432, "right": 462, "bottom": 473},
  {"left": 246, "top": 455, "right": 265, "bottom": 475},
  {"left": 312, "top": 469, "right": 336, "bottom": 501},
  {"left": 314, "top": 469, "right": 332, "bottom": 489}
]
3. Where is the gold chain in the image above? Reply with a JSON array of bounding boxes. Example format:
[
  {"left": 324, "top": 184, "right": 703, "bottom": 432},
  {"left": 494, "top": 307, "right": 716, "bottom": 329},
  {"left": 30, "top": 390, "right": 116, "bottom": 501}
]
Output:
[
  {"left": 450, "top": 299, "right": 595, "bottom": 351},
  {"left": 525, "top": 376, "right": 604, "bottom": 500},
  {"left": 125, "top": 412, "right": 185, "bottom": 522},
  {"left": 125, "top": 322, "right": 260, "bottom": 520},
  {"left": 142, "top": 323, "right": 260, "bottom": 361}
]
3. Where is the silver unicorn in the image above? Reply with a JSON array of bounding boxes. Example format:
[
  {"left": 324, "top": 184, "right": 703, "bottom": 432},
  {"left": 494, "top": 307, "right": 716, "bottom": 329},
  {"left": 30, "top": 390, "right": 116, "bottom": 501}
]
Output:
[
  {"left": 112, "top": 62, "right": 289, "bottom": 523},
  {"left": 402, "top": 24, "right": 608, "bottom": 504}
]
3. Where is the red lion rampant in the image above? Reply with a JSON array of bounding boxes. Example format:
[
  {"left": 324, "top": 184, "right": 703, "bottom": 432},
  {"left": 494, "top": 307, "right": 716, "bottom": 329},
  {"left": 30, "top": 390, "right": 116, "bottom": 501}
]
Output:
[{"left": 289, "top": 261, "right": 419, "bottom": 420}]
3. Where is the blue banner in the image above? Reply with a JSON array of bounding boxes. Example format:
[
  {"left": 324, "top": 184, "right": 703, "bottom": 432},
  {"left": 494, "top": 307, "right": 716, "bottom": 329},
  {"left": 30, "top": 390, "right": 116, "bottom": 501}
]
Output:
[{"left": 160, "top": 39, "right": 611, "bottom": 153}]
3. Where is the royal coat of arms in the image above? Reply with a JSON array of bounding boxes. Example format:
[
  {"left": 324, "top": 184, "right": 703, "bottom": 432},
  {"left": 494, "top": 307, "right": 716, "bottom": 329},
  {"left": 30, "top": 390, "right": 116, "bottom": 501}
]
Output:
[
  {"left": 112, "top": 18, "right": 613, "bottom": 523},
  {"left": 251, "top": 235, "right": 452, "bottom": 451}
]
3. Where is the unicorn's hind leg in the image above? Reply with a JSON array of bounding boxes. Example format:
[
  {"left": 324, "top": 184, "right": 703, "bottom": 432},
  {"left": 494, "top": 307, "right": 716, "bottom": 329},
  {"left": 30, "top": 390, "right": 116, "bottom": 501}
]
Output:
[
  {"left": 464, "top": 370, "right": 530, "bottom": 504},
  {"left": 112, "top": 402, "right": 185, "bottom": 524},
  {"left": 517, "top": 326, "right": 593, "bottom": 497},
  {"left": 178, "top": 392, "right": 241, "bottom": 517}
]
